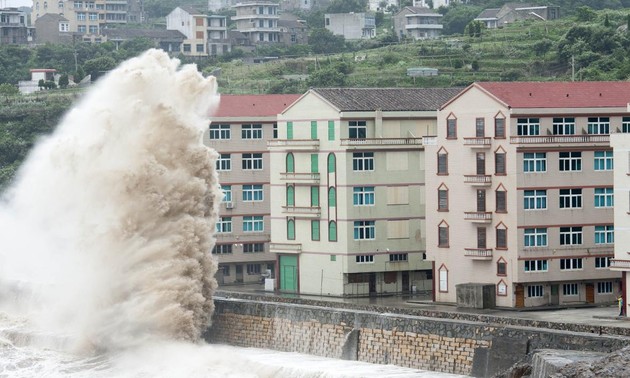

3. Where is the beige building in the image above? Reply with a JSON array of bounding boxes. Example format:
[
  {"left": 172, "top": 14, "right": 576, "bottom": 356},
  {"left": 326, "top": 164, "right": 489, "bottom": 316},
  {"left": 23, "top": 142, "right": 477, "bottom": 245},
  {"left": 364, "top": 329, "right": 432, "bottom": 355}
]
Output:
[
  {"left": 206, "top": 94, "right": 300, "bottom": 285},
  {"left": 231, "top": 1, "right": 280, "bottom": 45},
  {"left": 268, "top": 87, "right": 460, "bottom": 296},
  {"left": 610, "top": 130, "right": 630, "bottom": 316},
  {"left": 427, "top": 82, "right": 629, "bottom": 308}
]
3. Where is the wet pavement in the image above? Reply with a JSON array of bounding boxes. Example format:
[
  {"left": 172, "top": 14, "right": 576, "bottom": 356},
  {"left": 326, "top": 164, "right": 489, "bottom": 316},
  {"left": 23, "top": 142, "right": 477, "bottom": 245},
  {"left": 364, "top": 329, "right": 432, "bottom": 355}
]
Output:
[{"left": 217, "top": 284, "right": 630, "bottom": 330}]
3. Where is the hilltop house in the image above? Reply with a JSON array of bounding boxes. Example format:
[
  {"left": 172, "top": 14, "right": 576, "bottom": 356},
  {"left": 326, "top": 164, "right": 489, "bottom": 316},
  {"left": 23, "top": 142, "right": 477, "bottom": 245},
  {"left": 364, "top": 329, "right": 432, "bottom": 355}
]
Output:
[
  {"left": 325, "top": 12, "right": 376, "bottom": 40},
  {"left": 474, "top": 3, "right": 560, "bottom": 29},
  {"left": 393, "top": 7, "right": 443, "bottom": 41}
]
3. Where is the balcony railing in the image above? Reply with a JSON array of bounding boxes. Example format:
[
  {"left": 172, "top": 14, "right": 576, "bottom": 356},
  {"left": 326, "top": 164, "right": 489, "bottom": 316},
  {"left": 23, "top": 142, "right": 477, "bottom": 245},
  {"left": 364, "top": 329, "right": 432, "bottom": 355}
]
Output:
[
  {"left": 464, "top": 212, "right": 492, "bottom": 222},
  {"left": 464, "top": 248, "right": 493, "bottom": 260},
  {"left": 463, "top": 137, "right": 492, "bottom": 147},
  {"left": 464, "top": 175, "right": 492, "bottom": 186},
  {"left": 510, "top": 135, "right": 610, "bottom": 144},
  {"left": 268, "top": 139, "right": 319, "bottom": 149},
  {"left": 610, "top": 259, "right": 630, "bottom": 270},
  {"left": 340, "top": 137, "right": 424, "bottom": 146},
  {"left": 280, "top": 172, "right": 320, "bottom": 182},
  {"left": 269, "top": 242, "right": 302, "bottom": 254},
  {"left": 422, "top": 136, "right": 437, "bottom": 145},
  {"left": 282, "top": 206, "right": 321, "bottom": 217}
]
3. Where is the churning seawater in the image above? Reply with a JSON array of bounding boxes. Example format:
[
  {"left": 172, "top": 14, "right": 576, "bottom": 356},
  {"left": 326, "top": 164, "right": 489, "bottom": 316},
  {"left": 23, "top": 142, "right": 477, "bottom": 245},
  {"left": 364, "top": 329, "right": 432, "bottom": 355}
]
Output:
[{"left": 0, "top": 50, "right": 466, "bottom": 377}]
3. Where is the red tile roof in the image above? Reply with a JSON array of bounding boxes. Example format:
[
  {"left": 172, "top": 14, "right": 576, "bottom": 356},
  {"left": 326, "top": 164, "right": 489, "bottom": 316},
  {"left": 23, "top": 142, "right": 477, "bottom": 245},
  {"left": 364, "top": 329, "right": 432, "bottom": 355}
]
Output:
[
  {"left": 212, "top": 94, "right": 301, "bottom": 118},
  {"left": 476, "top": 81, "right": 630, "bottom": 109}
]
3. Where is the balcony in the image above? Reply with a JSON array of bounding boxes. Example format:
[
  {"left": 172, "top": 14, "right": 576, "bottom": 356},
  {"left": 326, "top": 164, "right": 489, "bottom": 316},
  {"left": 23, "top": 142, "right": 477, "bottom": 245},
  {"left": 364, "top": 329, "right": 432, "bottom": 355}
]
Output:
[
  {"left": 268, "top": 139, "right": 319, "bottom": 150},
  {"left": 463, "top": 137, "right": 492, "bottom": 148},
  {"left": 340, "top": 137, "right": 425, "bottom": 149},
  {"left": 269, "top": 242, "right": 302, "bottom": 254},
  {"left": 280, "top": 172, "right": 320, "bottom": 183},
  {"left": 464, "top": 248, "right": 493, "bottom": 260},
  {"left": 405, "top": 24, "right": 443, "bottom": 30},
  {"left": 510, "top": 135, "right": 609, "bottom": 145},
  {"left": 610, "top": 259, "right": 630, "bottom": 270},
  {"left": 282, "top": 206, "right": 321, "bottom": 218},
  {"left": 464, "top": 175, "right": 492, "bottom": 186},
  {"left": 464, "top": 211, "right": 492, "bottom": 223}
]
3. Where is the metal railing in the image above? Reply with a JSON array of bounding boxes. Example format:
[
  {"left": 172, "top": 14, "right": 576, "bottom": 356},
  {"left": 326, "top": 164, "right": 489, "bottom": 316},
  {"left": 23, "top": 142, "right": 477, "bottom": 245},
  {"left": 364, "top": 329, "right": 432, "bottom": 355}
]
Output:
[{"left": 510, "top": 135, "right": 609, "bottom": 144}]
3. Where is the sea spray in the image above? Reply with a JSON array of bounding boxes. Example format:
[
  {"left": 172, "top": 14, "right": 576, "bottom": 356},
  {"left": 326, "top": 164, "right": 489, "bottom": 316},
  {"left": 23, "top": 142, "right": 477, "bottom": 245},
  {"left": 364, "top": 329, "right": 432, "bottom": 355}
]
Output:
[{"left": 0, "top": 49, "right": 221, "bottom": 352}]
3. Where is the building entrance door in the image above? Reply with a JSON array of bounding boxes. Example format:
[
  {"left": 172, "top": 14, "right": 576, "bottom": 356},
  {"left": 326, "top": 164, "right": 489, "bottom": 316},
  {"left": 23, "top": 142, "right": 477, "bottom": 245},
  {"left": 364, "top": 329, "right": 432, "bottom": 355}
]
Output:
[
  {"left": 402, "top": 271, "right": 410, "bottom": 293},
  {"left": 586, "top": 283, "right": 595, "bottom": 303},
  {"left": 279, "top": 255, "right": 298, "bottom": 292},
  {"left": 550, "top": 284, "right": 559, "bottom": 305},
  {"left": 369, "top": 272, "right": 376, "bottom": 296},
  {"left": 515, "top": 284, "right": 524, "bottom": 308}
]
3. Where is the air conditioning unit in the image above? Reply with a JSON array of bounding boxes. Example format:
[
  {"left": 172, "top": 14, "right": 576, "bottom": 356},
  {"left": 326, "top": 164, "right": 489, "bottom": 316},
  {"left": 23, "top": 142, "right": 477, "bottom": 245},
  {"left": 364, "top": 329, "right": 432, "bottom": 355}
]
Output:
[{"left": 225, "top": 201, "right": 234, "bottom": 209}]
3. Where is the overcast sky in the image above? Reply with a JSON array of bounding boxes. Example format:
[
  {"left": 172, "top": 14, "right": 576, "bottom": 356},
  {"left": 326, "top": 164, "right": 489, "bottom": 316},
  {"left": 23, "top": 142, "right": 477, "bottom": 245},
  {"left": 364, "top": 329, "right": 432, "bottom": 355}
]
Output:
[{"left": 4, "top": 0, "right": 32, "bottom": 7}]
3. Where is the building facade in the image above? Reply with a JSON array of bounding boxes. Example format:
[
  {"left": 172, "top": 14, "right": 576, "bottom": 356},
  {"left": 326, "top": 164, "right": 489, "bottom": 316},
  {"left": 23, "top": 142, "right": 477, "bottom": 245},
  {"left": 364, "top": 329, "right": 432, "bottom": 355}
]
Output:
[
  {"left": 166, "top": 6, "right": 211, "bottom": 57},
  {"left": 393, "top": 6, "right": 443, "bottom": 41},
  {"left": 269, "top": 87, "right": 461, "bottom": 296},
  {"left": 0, "top": 7, "right": 31, "bottom": 45},
  {"left": 207, "top": 15, "right": 231, "bottom": 56},
  {"left": 206, "top": 94, "right": 301, "bottom": 285},
  {"left": 231, "top": 1, "right": 280, "bottom": 45},
  {"left": 426, "top": 82, "right": 628, "bottom": 308},
  {"left": 324, "top": 12, "right": 375, "bottom": 40}
]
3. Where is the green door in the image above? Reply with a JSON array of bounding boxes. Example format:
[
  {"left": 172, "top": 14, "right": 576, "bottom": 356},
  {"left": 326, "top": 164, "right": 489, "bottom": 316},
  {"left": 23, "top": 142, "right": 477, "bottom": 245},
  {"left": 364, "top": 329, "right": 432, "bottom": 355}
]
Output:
[{"left": 279, "top": 255, "right": 298, "bottom": 292}]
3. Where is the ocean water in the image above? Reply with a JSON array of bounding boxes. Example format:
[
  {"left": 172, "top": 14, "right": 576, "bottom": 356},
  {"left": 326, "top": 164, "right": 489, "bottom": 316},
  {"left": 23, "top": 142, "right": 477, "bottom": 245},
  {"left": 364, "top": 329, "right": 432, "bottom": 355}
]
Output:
[{"left": 0, "top": 49, "right": 466, "bottom": 378}]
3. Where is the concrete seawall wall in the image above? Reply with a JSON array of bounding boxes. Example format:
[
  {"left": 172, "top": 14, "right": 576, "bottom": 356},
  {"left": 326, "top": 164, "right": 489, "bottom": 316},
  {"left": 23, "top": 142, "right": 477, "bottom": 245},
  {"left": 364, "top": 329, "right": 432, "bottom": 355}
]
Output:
[{"left": 206, "top": 293, "right": 630, "bottom": 377}]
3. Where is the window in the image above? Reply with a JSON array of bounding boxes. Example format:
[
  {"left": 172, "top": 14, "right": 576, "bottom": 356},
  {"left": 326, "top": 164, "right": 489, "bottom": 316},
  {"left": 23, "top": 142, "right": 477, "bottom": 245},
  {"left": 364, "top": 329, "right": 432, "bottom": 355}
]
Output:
[
  {"left": 77, "top": 12, "right": 86, "bottom": 20},
  {"left": 524, "top": 228, "right": 547, "bottom": 247},
  {"left": 438, "top": 222, "right": 449, "bottom": 247},
  {"left": 524, "top": 190, "right": 547, "bottom": 210},
  {"left": 196, "top": 44, "right": 204, "bottom": 53},
  {"left": 595, "top": 257, "right": 611, "bottom": 268},
  {"left": 496, "top": 227, "right": 507, "bottom": 249},
  {"left": 328, "top": 187, "right": 336, "bottom": 207},
  {"left": 311, "top": 154, "right": 318, "bottom": 173},
  {"left": 88, "top": 25, "right": 97, "bottom": 34},
  {"left": 353, "top": 187, "right": 375, "bottom": 205},
  {"left": 243, "top": 243, "right": 264, "bottom": 253},
  {"left": 495, "top": 151, "right": 506, "bottom": 174},
  {"left": 595, "top": 225, "right": 614, "bottom": 244},
  {"left": 523, "top": 152, "right": 546, "bottom": 172},
  {"left": 286, "top": 153, "right": 294, "bottom": 173},
  {"left": 349, "top": 121, "right": 367, "bottom": 139},
  {"left": 563, "top": 283, "right": 579, "bottom": 296},
  {"left": 242, "top": 184, "right": 263, "bottom": 201},
  {"left": 475, "top": 118, "right": 485, "bottom": 137},
  {"left": 241, "top": 124, "right": 262, "bottom": 139},
  {"left": 328, "top": 153, "right": 336, "bottom": 173},
  {"left": 311, "top": 121, "right": 317, "bottom": 139},
  {"left": 243, "top": 216, "right": 264, "bottom": 232},
  {"left": 216, "top": 154, "right": 231, "bottom": 171},
  {"left": 447, "top": 118, "right": 457, "bottom": 139},
  {"left": 389, "top": 253, "right": 408, "bottom": 262},
  {"left": 560, "top": 226, "right": 582, "bottom": 245},
  {"left": 287, "top": 218, "right": 295, "bottom": 240},
  {"left": 477, "top": 227, "right": 487, "bottom": 248},
  {"left": 524, "top": 259, "right": 548, "bottom": 272},
  {"left": 527, "top": 285, "right": 544, "bottom": 298},
  {"left": 587, "top": 117, "right": 610, "bottom": 134},
  {"left": 559, "top": 188, "right": 582, "bottom": 209},
  {"left": 89, "top": 12, "right": 97, "bottom": 21},
  {"left": 597, "top": 281, "right": 613, "bottom": 294},
  {"left": 247, "top": 264, "right": 261, "bottom": 275},
  {"left": 496, "top": 190, "right": 506, "bottom": 213},
  {"left": 216, "top": 217, "right": 232, "bottom": 233},
  {"left": 356, "top": 255, "right": 374, "bottom": 263},
  {"left": 183, "top": 44, "right": 191, "bottom": 52},
  {"left": 242, "top": 153, "right": 263, "bottom": 170},
  {"left": 438, "top": 187, "right": 448, "bottom": 211},
  {"left": 517, "top": 118, "right": 540, "bottom": 136},
  {"left": 439, "top": 267, "right": 448, "bottom": 292},
  {"left": 328, "top": 121, "right": 335, "bottom": 141},
  {"left": 310, "top": 186, "right": 319, "bottom": 206},
  {"left": 497, "top": 260, "right": 507, "bottom": 276},
  {"left": 286, "top": 185, "right": 294, "bottom": 206},
  {"left": 623, "top": 117, "right": 630, "bottom": 133},
  {"left": 311, "top": 220, "right": 320, "bottom": 241},
  {"left": 354, "top": 221, "right": 375, "bottom": 240},
  {"left": 352, "top": 152, "right": 374, "bottom": 171},
  {"left": 560, "top": 258, "right": 583, "bottom": 270},
  {"left": 328, "top": 221, "right": 337, "bottom": 242},
  {"left": 476, "top": 153, "right": 485, "bottom": 175},
  {"left": 559, "top": 152, "right": 581, "bottom": 171},
  {"left": 594, "top": 151, "right": 613, "bottom": 171},
  {"left": 273, "top": 123, "right": 278, "bottom": 139},
  {"left": 552, "top": 117, "right": 575, "bottom": 135},
  {"left": 495, "top": 117, "right": 505, "bottom": 138},
  {"left": 437, "top": 150, "right": 448, "bottom": 175},
  {"left": 59, "top": 22, "right": 69, "bottom": 32},
  {"left": 221, "top": 185, "right": 232, "bottom": 202},
  {"left": 287, "top": 121, "right": 293, "bottom": 139},
  {"left": 594, "top": 187, "right": 613, "bottom": 208},
  {"left": 212, "top": 244, "right": 233, "bottom": 254},
  {"left": 77, "top": 25, "right": 86, "bottom": 33}
]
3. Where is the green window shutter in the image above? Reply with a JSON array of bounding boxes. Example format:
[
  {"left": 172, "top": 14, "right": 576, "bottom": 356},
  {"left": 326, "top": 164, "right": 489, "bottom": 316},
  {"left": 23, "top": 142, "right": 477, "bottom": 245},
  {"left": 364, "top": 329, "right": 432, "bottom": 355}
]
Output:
[
  {"left": 328, "top": 221, "right": 337, "bottom": 242},
  {"left": 311, "top": 154, "right": 319, "bottom": 173},
  {"left": 286, "top": 153, "right": 294, "bottom": 173},
  {"left": 328, "top": 186, "right": 336, "bottom": 207},
  {"left": 287, "top": 121, "right": 293, "bottom": 140},
  {"left": 311, "top": 186, "right": 319, "bottom": 206},
  {"left": 287, "top": 186, "right": 295, "bottom": 206},
  {"left": 311, "top": 121, "right": 317, "bottom": 139},
  {"left": 311, "top": 220, "right": 320, "bottom": 241},
  {"left": 327, "top": 153, "right": 336, "bottom": 173},
  {"left": 328, "top": 121, "right": 335, "bottom": 141},
  {"left": 287, "top": 219, "right": 295, "bottom": 240}
]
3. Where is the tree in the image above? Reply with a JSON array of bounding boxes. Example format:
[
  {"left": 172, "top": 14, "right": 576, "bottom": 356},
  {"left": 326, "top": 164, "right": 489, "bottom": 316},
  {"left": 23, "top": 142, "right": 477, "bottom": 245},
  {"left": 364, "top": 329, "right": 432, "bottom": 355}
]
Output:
[
  {"left": 471, "top": 59, "right": 479, "bottom": 71},
  {"left": 307, "top": 67, "right": 346, "bottom": 87},
  {"left": 58, "top": 74, "right": 69, "bottom": 89},
  {"left": 441, "top": 4, "right": 483, "bottom": 35},
  {"left": 533, "top": 39, "right": 553, "bottom": 57},
  {"left": 575, "top": 6, "right": 596, "bottom": 22},
  {"left": 308, "top": 28, "right": 345, "bottom": 54},
  {"left": 82, "top": 56, "right": 117, "bottom": 81},
  {"left": 326, "top": 0, "right": 368, "bottom": 13},
  {"left": 0, "top": 83, "right": 19, "bottom": 99},
  {"left": 604, "top": 14, "right": 611, "bottom": 27}
]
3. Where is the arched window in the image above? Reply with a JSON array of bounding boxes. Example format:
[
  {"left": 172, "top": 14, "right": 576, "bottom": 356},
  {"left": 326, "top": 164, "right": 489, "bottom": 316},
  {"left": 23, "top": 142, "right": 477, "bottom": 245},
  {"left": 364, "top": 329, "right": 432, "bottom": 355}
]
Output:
[
  {"left": 328, "top": 221, "right": 337, "bottom": 241},
  {"left": 287, "top": 218, "right": 295, "bottom": 240},
  {"left": 328, "top": 187, "right": 336, "bottom": 207},
  {"left": 327, "top": 153, "right": 336, "bottom": 173},
  {"left": 286, "top": 153, "right": 294, "bottom": 173},
  {"left": 286, "top": 185, "right": 295, "bottom": 206}
]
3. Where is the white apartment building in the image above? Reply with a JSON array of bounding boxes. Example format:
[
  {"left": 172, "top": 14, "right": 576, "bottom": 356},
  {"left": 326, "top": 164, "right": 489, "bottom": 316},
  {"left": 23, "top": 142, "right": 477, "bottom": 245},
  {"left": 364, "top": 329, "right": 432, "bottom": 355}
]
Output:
[
  {"left": 268, "top": 87, "right": 461, "bottom": 296},
  {"left": 427, "top": 81, "right": 628, "bottom": 308},
  {"left": 231, "top": 1, "right": 280, "bottom": 44}
]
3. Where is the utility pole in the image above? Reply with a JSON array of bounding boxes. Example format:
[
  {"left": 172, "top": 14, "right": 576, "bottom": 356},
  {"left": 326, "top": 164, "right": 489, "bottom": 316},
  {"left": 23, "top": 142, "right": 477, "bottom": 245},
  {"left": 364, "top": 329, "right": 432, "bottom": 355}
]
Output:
[{"left": 570, "top": 55, "right": 575, "bottom": 82}]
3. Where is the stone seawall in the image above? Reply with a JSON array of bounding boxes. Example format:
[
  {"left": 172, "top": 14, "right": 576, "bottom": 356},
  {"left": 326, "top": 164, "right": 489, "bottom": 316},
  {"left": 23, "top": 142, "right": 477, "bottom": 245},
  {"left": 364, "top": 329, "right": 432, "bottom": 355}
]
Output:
[{"left": 206, "top": 292, "right": 630, "bottom": 377}]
